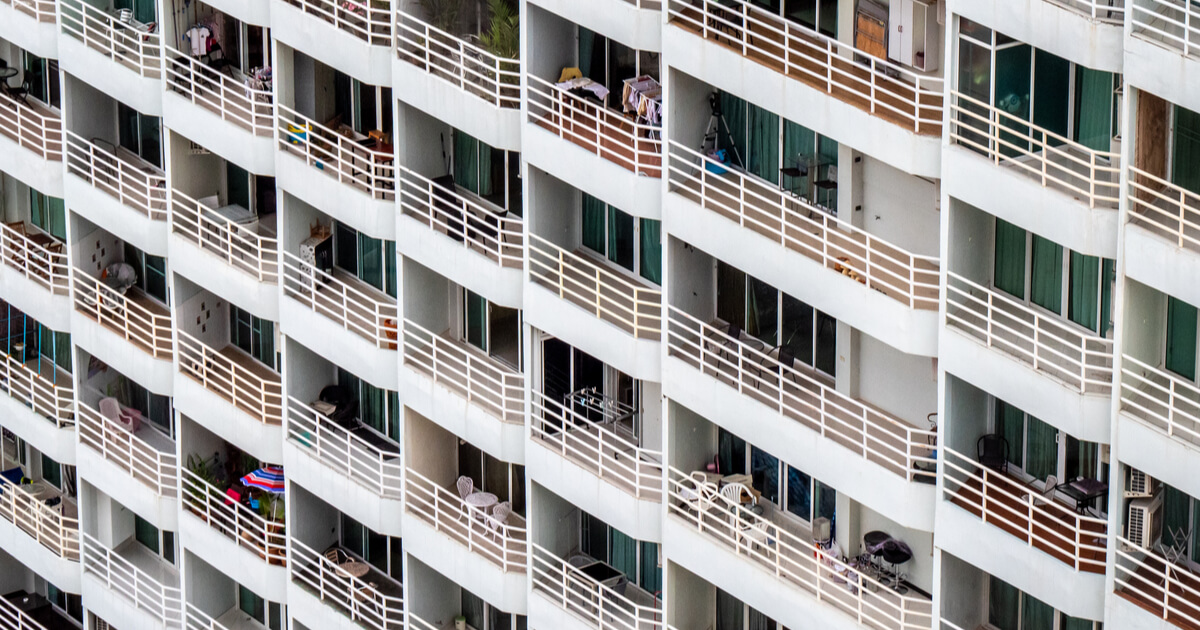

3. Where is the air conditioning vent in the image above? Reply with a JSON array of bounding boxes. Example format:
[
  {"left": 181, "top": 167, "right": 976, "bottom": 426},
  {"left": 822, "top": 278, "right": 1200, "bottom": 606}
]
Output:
[
  {"left": 1126, "top": 468, "right": 1158, "bottom": 499},
  {"left": 1126, "top": 494, "right": 1164, "bottom": 550}
]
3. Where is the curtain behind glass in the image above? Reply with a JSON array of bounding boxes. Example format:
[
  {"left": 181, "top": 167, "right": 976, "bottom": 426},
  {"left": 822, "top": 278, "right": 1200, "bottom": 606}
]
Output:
[
  {"left": 335, "top": 223, "right": 358, "bottom": 274},
  {"left": 750, "top": 446, "right": 779, "bottom": 504},
  {"left": 719, "top": 92, "right": 748, "bottom": 169},
  {"left": 1167, "top": 296, "right": 1198, "bottom": 381},
  {"left": 747, "top": 104, "right": 780, "bottom": 183},
  {"left": 997, "top": 400, "right": 1025, "bottom": 470},
  {"left": 1061, "top": 615, "right": 1096, "bottom": 630},
  {"left": 1074, "top": 68, "right": 1113, "bottom": 152},
  {"left": 455, "top": 132, "right": 480, "bottom": 194},
  {"left": 1068, "top": 252, "right": 1100, "bottom": 332},
  {"left": 466, "top": 291, "right": 488, "bottom": 351},
  {"left": 815, "top": 479, "right": 836, "bottom": 524},
  {"left": 1101, "top": 259, "right": 1115, "bottom": 336},
  {"left": 638, "top": 541, "right": 661, "bottom": 593},
  {"left": 782, "top": 119, "right": 815, "bottom": 195},
  {"left": 581, "top": 194, "right": 607, "bottom": 254},
  {"left": 988, "top": 576, "right": 1020, "bottom": 630},
  {"left": 748, "top": 608, "right": 776, "bottom": 630},
  {"left": 718, "top": 428, "right": 746, "bottom": 475},
  {"left": 1192, "top": 499, "right": 1200, "bottom": 562},
  {"left": 715, "top": 589, "right": 743, "bottom": 630},
  {"left": 578, "top": 27, "right": 596, "bottom": 77},
  {"left": 609, "top": 528, "right": 637, "bottom": 578},
  {"left": 746, "top": 276, "right": 778, "bottom": 345},
  {"left": 716, "top": 262, "right": 746, "bottom": 328},
  {"left": 781, "top": 295, "right": 814, "bottom": 366},
  {"left": 1021, "top": 594, "right": 1055, "bottom": 630},
  {"left": 1164, "top": 484, "right": 1190, "bottom": 543},
  {"left": 1174, "top": 105, "right": 1200, "bottom": 195},
  {"left": 360, "top": 382, "right": 387, "bottom": 435},
  {"left": 994, "top": 44, "right": 1033, "bottom": 157},
  {"left": 815, "top": 310, "right": 837, "bottom": 376},
  {"left": 639, "top": 219, "right": 662, "bottom": 285},
  {"left": 1032, "top": 51, "right": 1070, "bottom": 142},
  {"left": 1025, "top": 416, "right": 1057, "bottom": 481},
  {"left": 478, "top": 141, "right": 495, "bottom": 198},
  {"left": 359, "top": 234, "right": 383, "bottom": 291},
  {"left": 461, "top": 591, "right": 485, "bottom": 630},
  {"left": 957, "top": 38, "right": 992, "bottom": 153},
  {"left": 608, "top": 207, "right": 635, "bottom": 272},
  {"left": 994, "top": 219, "right": 1027, "bottom": 298},
  {"left": 386, "top": 241, "right": 397, "bottom": 298},
  {"left": 1030, "top": 235, "right": 1063, "bottom": 314},
  {"left": 786, "top": 465, "right": 812, "bottom": 519}
]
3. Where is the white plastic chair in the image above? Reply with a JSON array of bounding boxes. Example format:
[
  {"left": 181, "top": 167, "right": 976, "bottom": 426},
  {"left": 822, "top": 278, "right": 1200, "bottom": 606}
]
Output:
[
  {"left": 486, "top": 501, "right": 511, "bottom": 541},
  {"left": 680, "top": 475, "right": 715, "bottom": 514},
  {"left": 1027, "top": 475, "right": 1058, "bottom": 507},
  {"left": 456, "top": 476, "right": 474, "bottom": 499},
  {"left": 721, "top": 482, "right": 755, "bottom": 508}
]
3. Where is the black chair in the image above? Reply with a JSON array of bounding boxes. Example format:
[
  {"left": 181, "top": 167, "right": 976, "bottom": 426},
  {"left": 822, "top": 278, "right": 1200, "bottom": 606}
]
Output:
[
  {"left": 977, "top": 434, "right": 1009, "bottom": 473},
  {"left": 431, "top": 175, "right": 464, "bottom": 242},
  {"left": 4, "top": 80, "right": 30, "bottom": 106},
  {"left": 318, "top": 384, "right": 360, "bottom": 429},
  {"left": 718, "top": 322, "right": 743, "bottom": 365}
]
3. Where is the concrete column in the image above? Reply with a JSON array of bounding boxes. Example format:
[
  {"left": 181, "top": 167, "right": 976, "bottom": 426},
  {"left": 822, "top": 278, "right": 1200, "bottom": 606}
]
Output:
[
  {"left": 837, "top": 144, "right": 864, "bottom": 229},
  {"left": 837, "top": 0, "right": 856, "bottom": 46},
  {"left": 835, "top": 322, "right": 858, "bottom": 399}
]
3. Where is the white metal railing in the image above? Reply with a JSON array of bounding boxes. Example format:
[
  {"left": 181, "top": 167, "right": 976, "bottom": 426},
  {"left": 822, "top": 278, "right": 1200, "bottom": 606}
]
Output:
[
  {"left": 531, "top": 544, "right": 663, "bottom": 630},
  {"left": 0, "top": 0, "right": 57, "bottom": 23},
  {"left": 530, "top": 391, "right": 663, "bottom": 500},
  {"left": 286, "top": 396, "right": 403, "bottom": 498},
  {"left": 941, "top": 448, "right": 1108, "bottom": 573},
  {"left": 939, "top": 619, "right": 970, "bottom": 630},
  {"left": 950, "top": 90, "right": 1120, "bottom": 208},
  {"left": 1128, "top": 164, "right": 1200, "bottom": 253},
  {"left": 1121, "top": 354, "right": 1200, "bottom": 446},
  {"left": 667, "top": 141, "right": 941, "bottom": 310},
  {"left": 171, "top": 189, "right": 279, "bottom": 283},
  {"left": 1114, "top": 535, "right": 1200, "bottom": 627},
  {"left": 59, "top": 0, "right": 162, "bottom": 79},
  {"left": 277, "top": 105, "right": 396, "bottom": 201},
  {"left": 291, "top": 539, "right": 404, "bottom": 630},
  {"left": 72, "top": 267, "right": 173, "bottom": 359},
  {"left": 666, "top": 467, "right": 933, "bottom": 630},
  {"left": 65, "top": 131, "right": 168, "bottom": 219},
  {"left": 528, "top": 234, "right": 663, "bottom": 339},
  {"left": 77, "top": 402, "right": 179, "bottom": 498},
  {"left": 164, "top": 49, "right": 273, "bottom": 136},
  {"left": 0, "top": 592, "right": 61, "bottom": 630},
  {"left": 401, "top": 318, "right": 524, "bottom": 423},
  {"left": 177, "top": 330, "right": 283, "bottom": 425},
  {"left": 181, "top": 468, "right": 286, "bottom": 565},
  {"left": 623, "top": 0, "right": 663, "bottom": 7},
  {"left": 1132, "top": 0, "right": 1200, "bottom": 56},
  {"left": 526, "top": 75, "right": 663, "bottom": 177},
  {"left": 397, "top": 166, "right": 524, "bottom": 268},
  {"left": 0, "top": 90, "right": 62, "bottom": 161},
  {"left": 394, "top": 12, "right": 520, "bottom": 109},
  {"left": 667, "top": 0, "right": 943, "bottom": 134},
  {"left": 1054, "top": 0, "right": 1125, "bottom": 22},
  {"left": 281, "top": 251, "right": 398, "bottom": 349},
  {"left": 666, "top": 306, "right": 937, "bottom": 481},
  {"left": 0, "top": 221, "right": 69, "bottom": 295},
  {"left": 0, "top": 479, "right": 79, "bottom": 561},
  {"left": 82, "top": 532, "right": 182, "bottom": 625},
  {"left": 185, "top": 602, "right": 235, "bottom": 630},
  {"left": 945, "top": 272, "right": 1114, "bottom": 394},
  {"left": 0, "top": 352, "right": 74, "bottom": 427},
  {"left": 404, "top": 468, "right": 528, "bottom": 572},
  {"left": 281, "top": 0, "right": 390, "bottom": 45}
]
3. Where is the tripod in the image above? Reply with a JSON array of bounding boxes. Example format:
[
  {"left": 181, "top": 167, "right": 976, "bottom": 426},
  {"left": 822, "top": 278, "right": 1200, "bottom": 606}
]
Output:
[{"left": 701, "top": 92, "right": 743, "bottom": 168}]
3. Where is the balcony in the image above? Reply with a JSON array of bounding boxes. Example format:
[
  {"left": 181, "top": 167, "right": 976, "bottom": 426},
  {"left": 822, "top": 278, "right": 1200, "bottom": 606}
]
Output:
[
  {"left": 402, "top": 317, "right": 523, "bottom": 422},
  {"left": 0, "top": 0, "right": 58, "bottom": 59},
  {"left": 81, "top": 532, "right": 182, "bottom": 627},
  {"left": 290, "top": 539, "right": 404, "bottom": 630},
  {"left": 177, "top": 330, "right": 283, "bottom": 426},
  {"left": 272, "top": 0, "right": 390, "bottom": 84},
  {"left": 184, "top": 602, "right": 261, "bottom": 630},
  {"left": 0, "top": 592, "right": 81, "bottom": 630},
  {"left": 276, "top": 106, "right": 396, "bottom": 228},
  {"left": 530, "top": 391, "right": 663, "bottom": 501},
  {"left": 528, "top": 234, "right": 662, "bottom": 344},
  {"left": 65, "top": 131, "right": 168, "bottom": 252},
  {"left": 665, "top": 467, "right": 933, "bottom": 630},
  {"left": 77, "top": 402, "right": 179, "bottom": 500},
  {"left": 163, "top": 50, "right": 275, "bottom": 172},
  {"left": 1114, "top": 535, "right": 1200, "bottom": 629},
  {"left": 527, "top": 0, "right": 662, "bottom": 52},
  {"left": 0, "top": 479, "right": 79, "bottom": 563},
  {"left": 282, "top": 249, "right": 396, "bottom": 337},
  {"left": 666, "top": 0, "right": 943, "bottom": 162},
  {"left": 404, "top": 467, "right": 528, "bottom": 573},
  {"left": 72, "top": 267, "right": 173, "bottom": 361},
  {"left": 1119, "top": 354, "right": 1200, "bottom": 479},
  {"left": 181, "top": 469, "right": 286, "bottom": 567},
  {"left": 396, "top": 166, "right": 524, "bottom": 297},
  {"left": 285, "top": 396, "right": 403, "bottom": 499},
  {"left": 393, "top": 13, "right": 521, "bottom": 148},
  {"left": 0, "top": 352, "right": 74, "bottom": 430},
  {"left": 58, "top": 1, "right": 163, "bottom": 112},
  {"left": 0, "top": 89, "right": 63, "bottom": 193},
  {"left": 944, "top": 272, "right": 1114, "bottom": 404},
  {"left": 0, "top": 221, "right": 69, "bottom": 307},
  {"left": 527, "top": 74, "right": 662, "bottom": 179},
  {"left": 941, "top": 448, "right": 1107, "bottom": 573},
  {"left": 1129, "top": 1, "right": 1200, "bottom": 111},
  {"left": 1126, "top": 166, "right": 1200, "bottom": 299},
  {"left": 666, "top": 306, "right": 936, "bottom": 482},
  {"left": 666, "top": 141, "right": 939, "bottom": 352},
  {"left": 530, "top": 544, "right": 663, "bottom": 630}
]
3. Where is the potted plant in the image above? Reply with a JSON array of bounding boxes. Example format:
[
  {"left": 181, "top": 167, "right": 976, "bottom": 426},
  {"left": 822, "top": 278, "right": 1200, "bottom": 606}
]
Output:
[
  {"left": 183, "top": 452, "right": 221, "bottom": 519},
  {"left": 479, "top": 0, "right": 519, "bottom": 103}
]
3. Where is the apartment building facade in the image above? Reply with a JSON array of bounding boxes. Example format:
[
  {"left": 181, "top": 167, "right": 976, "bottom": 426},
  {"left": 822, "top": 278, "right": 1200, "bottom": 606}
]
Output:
[{"left": 0, "top": 0, "right": 1191, "bottom": 628}]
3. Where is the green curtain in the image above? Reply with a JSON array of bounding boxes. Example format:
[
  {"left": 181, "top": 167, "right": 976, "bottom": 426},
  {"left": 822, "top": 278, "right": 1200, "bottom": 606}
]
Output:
[
  {"left": 994, "top": 44, "right": 1033, "bottom": 157},
  {"left": 359, "top": 234, "right": 383, "bottom": 291},
  {"left": 256, "top": 318, "right": 275, "bottom": 368},
  {"left": 997, "top": 400, "right": 1025, "bottom": 470},
  {"left": 1101, "top": 259, "right": 1115, "bottom": 336},
  {"left": 988, "top": 575, "right": 1020, "bottom": 630},
  {"left": 1173, "top": 104, "right": 1200, "bottom": 195},
  {"left": 227, "top": 162, "right": 250, "bottom": 210},
  {"left": 1167, "top": 296, "right": 1199, "bottom": 381},
  {"left": 639, "top": 219, "right": 662, "bottom": 285},
  {"left": 54, "top": 331, "right": 71, "bottom": 376},
  {"left": 387, "top": 391, "right": 400, "bottom": 442},
  {"left": 816, "top": 133, "right": 839, "bottom": 209},
  {"left": 1021, "top": 594, "right": 1056, "bottom": 630},
  {"left": 581, "top": 194, "right": 607, "bottom": 254},
  {"left": 466, "top": 291, "right": 488, "bottom": 351},
  {"left": 747, "top": 276, "right": 778, "bottom": 345},
  {"left": 478, "top": 141, "right": 494, "bottom": 198},
  {"left": 718, "top": 427, "right": 746, "bottom": 475},
  {"left": 1068, "top": 251, "right": 1100, "bottom": 332},
  {"left": 746, "top": 103, "right": 780, "bottom": 183},
  {"left": 994, "top": 219, "right": 1027, "bottom": 299},
  {"left": 1025, "top": 416, "right": 1057, "bottom": 481},
  {"left": 454, "top": 132, "right": 479, "bottom": 194},
  {"left": 1073, "top": 68, "right": 1113, "bottom": 152},
  {"left": 385, "top": 241, "right": 397, "bottom": 298},
  {"left": 30, "top": 191, "right": 66, "bottom": 241},
  {"left": 360, "top": 381, "right": 387, "bottom": 436},
  {"left": 638, "top": 541, "right": 661, "bottom": 593},
  {"left": 715, "top": 589, "right": 744, "bottom": 630},
  {"left": 782, "top": 119, "right": 815, "bottom": 195},
  {"left": 461, "top": 591, "right": 485, "bottom": 630},
  {"left": 609, "top": 528, "right": 638, "bottom": 579},
  {"left": 1061, "top": 615, "right": 1096, "bottom": 630},
  {"left": 578, "top": 27, "right": 596, "bottom": 78},
  {"left": 719, "top": 92, "right": 748, "bottom": 169},
  {"left": 1164, "top": 484, "right": 1190, "bottom": 544},
  {"left": 135, "top": 515, "right": 160, "bottom": 554},
  {"left": 1032, "top": 51, "right": 1071, "bottom": 142},
  {"left": 608, "top": 207, "right": 635, "bottom": 271},
  {"left": 1030, "top": 235, "right": 1063, "bottom": 314}
]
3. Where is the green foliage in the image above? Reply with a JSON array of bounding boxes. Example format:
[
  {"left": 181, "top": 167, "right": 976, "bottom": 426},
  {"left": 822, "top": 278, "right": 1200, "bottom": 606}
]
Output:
[
  {"left": 420, "top": 0, "right": 460, "bottom": 32},
  {"left": 480, "top": 0, "right": 519, "bottom": 61}
]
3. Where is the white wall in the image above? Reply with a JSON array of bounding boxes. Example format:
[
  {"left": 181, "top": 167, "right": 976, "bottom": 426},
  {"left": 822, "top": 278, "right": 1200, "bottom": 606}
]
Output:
[
  {"left": 185, "top": 551, "right": 236, "bottom": 617},
  {"left": 862, "top": 156, "right": 940, "bottom": 257},
  {"left": 404, "top": 407, "right": 457, "bottom": 486},
  {"left": 857, "top": 332, "right": 938, "bottom": 428},
  {"left": 401, "top": 258, "right": 450, "bottom": 332}
]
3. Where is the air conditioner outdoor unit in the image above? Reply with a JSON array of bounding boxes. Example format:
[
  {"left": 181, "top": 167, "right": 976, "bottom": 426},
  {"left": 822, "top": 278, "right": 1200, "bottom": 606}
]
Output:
[
  {"left": 1126, "top": 468, "right": 1158, "bottom": 499},
  {"left": 1126, "top": 494, "right": 1164, "bottom": 550}
]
